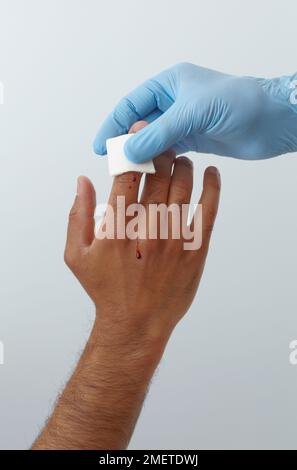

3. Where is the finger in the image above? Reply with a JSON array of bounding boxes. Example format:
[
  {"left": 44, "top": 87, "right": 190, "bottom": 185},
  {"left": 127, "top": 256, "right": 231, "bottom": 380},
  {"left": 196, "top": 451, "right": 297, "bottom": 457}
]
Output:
[
  {"left": 165, "top": 157, "right": 193, "bottom": 241},
  {"left": 167, "top": 157, "right": 193, "bottom": 206},
  {"left": 124, "top": 102, "right": 188, "bottom": 163},
  {"left": 93, "top": 79, "right": 173, "bottom": 155},
  {"left": 65, "top": 176, "right": 96, "bottom": 257},
  {"left": 107, "top": 121, "right": 149, "bottom": 210},
  {"left": 191, "top": 166, "right": 221, "bottom": 248},
  {"left": 140, "top": 149, "right": 176, "bottom": 205}
]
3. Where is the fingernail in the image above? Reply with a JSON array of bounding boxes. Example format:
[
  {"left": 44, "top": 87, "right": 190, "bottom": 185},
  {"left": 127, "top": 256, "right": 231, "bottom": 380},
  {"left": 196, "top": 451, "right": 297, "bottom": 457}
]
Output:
[
  {"left": 177, "top": 156, "right": 193, "bottom": 167},
  {"left": 208, "top": 166, "right": 218, "bottom": 175},
  {"left": 208, "top": 166, "right": 221, "bottom": 188}
]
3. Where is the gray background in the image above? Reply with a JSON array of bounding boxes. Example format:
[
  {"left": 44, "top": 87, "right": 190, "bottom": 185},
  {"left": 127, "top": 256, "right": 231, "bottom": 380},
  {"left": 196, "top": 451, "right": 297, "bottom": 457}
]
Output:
[{"left": 0, "top": 0, "right": 297, "bottom": 450}]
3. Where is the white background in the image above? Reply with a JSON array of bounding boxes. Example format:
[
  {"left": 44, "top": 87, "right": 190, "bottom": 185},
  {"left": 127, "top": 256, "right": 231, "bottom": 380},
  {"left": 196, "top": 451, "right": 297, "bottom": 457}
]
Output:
[{"left": 0, "top": 0, "right": 297, "bottom": 449}]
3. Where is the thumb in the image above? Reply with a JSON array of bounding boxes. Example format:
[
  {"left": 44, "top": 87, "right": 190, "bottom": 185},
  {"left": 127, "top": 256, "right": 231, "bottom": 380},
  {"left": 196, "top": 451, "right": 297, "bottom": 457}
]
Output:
[
  {"left": 124, "top": 103, "right": 186, "bottom": 163},
  {"left": 65, "top": 176, "right": 96, "bottom": 262}
]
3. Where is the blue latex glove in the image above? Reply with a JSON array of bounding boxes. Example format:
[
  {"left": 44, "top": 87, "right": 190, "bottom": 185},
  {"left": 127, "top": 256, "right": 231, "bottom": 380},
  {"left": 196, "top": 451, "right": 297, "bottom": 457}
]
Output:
[{"left": 93, "top": 62, "right": 297, "bottom": 163}]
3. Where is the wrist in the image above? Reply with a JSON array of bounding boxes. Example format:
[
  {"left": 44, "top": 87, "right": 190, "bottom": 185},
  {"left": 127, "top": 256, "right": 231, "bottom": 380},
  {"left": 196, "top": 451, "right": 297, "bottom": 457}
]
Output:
[{"left": 91, "top": 309, "right": 171, "bottom": 366}]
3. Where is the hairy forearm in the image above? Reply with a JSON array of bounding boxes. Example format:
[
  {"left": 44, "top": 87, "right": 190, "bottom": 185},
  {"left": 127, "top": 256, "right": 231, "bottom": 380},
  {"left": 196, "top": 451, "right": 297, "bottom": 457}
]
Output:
[{"left": 32, "top": 312, "right": 168, "bottom": 450}]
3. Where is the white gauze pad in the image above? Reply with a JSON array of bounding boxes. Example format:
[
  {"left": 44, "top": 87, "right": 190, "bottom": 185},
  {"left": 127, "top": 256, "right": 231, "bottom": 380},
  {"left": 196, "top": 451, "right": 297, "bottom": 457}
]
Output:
[{"left": 106, "top": 134, "right": 155, "bottom": 177}]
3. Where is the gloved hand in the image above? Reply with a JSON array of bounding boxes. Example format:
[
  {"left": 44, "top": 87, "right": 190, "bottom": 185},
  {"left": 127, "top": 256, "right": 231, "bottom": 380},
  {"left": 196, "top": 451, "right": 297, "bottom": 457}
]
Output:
[{"left": 93, "top": 62, "right": 297, "bottom": 163}]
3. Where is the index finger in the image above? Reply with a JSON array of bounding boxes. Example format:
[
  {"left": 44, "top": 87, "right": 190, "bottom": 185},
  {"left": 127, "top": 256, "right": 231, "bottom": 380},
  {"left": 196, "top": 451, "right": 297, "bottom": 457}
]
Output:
[
  {"left": 93, "top": 79, "right": 173, "bottom": 155},
  {"left": 107, "top": 121, "right": 149, "bottom": 209}
]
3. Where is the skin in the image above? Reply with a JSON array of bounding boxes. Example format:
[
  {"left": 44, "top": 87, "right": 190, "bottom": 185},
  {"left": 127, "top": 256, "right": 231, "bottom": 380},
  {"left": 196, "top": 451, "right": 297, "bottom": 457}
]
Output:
[{"left": 32, "top": 121, "right": 221, "bottom": 450}]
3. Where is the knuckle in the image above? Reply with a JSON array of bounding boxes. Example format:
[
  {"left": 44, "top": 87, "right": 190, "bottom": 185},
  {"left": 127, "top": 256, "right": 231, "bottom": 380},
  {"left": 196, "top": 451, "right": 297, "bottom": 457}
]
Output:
[
  {"left": 114, "top": 97, "right": 134, "bottom": 126},
  {"left": 116, "top": 173, "right": 135, "bottom": 185},
  {"left": 173, "top": 198, "right": 187, "bottom": 208},
  {"left": 172, "top": 183, "right": 189, "bottom": 204},
  {"left": 176, "top": 156, "right": 193, "bottom": 169},
  {"left": 64, "top": 248, "right": 79, "bottom": 270},
  {"left": 203, "top": 208, "right": 217, "bottom": 237},
  {"left": 144, "top": 187, "right": 166, "bottom": 205},
  {"left": 68, "top": 201, "right": 79, "bottom": 220},
  {"left": 119, "top": 96, "right": 133, "bottom": 111},
  {"left": 150, "top": 172, "right": 169, "bottom": 186}
]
